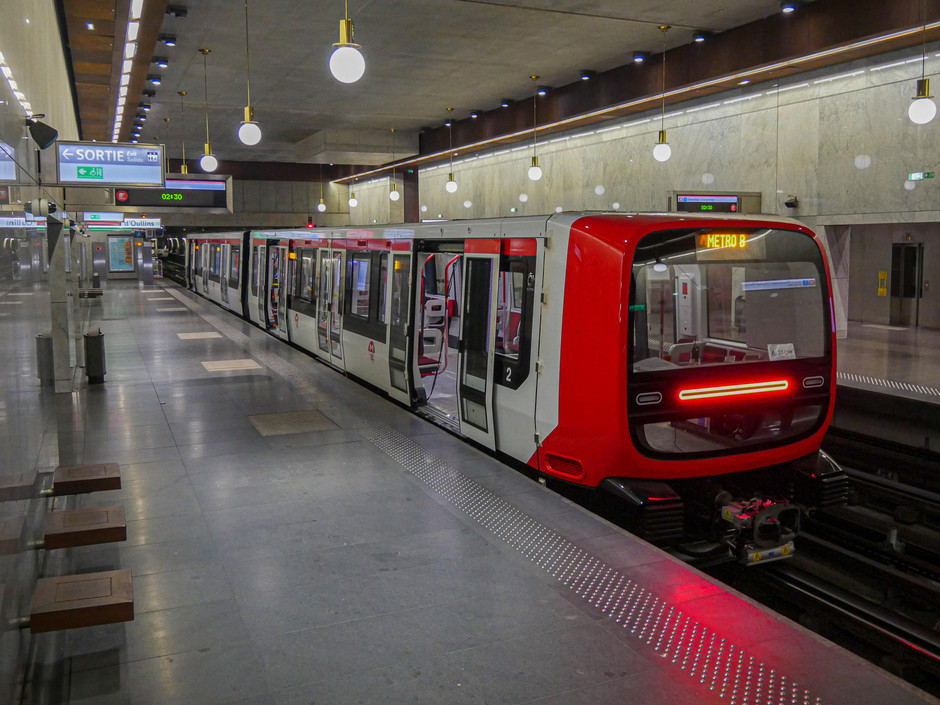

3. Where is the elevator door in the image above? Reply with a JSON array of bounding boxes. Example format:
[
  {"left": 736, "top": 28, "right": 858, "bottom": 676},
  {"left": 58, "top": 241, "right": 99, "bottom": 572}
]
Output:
[{"left": 889, "top": 243, "right": 923, "bottom": 327}]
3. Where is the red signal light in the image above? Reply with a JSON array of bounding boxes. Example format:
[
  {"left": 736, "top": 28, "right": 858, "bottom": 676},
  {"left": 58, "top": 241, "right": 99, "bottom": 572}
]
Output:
[
  {"left": 307, "top": 216, "right": 314, "bottom": 228},
  {"left": 678, "top": 379, "right": 789, "bottom": 402}
]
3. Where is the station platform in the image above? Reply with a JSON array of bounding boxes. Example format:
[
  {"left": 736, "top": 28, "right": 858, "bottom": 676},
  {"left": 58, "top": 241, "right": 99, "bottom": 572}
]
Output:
[
  {"left": 837, "top": 322, "right": 940, "bottom": 405},
  {"left": 1, "top": 280, "right": 937, "bottom": 705}
]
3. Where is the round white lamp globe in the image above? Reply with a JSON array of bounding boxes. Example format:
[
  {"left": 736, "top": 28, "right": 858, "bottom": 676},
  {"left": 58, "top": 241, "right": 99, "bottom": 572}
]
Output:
[
  {"left": 445, "top": 178, "right": 458, "bottom": 193},
  {"left": 389, "top": 189, "right": 400, "bottom": 202},
  {"left": 528, "top": 164, "right": 543, "bottom": 181},
  {"left": 238, "top": 121, "right": 262, "bottom": 146},
  {"left": 317, "top": 201, "right": 327, "bottom": 213},
  {"left": 199, "top": 153, "right": 218, "bottom": 172},
  {"left": 349, "top": 196, "right": 358, "bottom": 207},
  {"left": 330, "top": 45, "right": 365, "bottom": 84},
  {"left": 653, "top": 141, "right": 672, "bottom": 162},
  {"left": 909, "top": 97, "right": 937, "bottom": 125}
]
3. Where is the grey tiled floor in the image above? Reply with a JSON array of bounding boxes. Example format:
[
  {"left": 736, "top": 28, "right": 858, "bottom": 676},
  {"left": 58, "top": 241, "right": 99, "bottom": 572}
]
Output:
[{"left": 2, "top": 280, "right": 933, "bottom": 705}]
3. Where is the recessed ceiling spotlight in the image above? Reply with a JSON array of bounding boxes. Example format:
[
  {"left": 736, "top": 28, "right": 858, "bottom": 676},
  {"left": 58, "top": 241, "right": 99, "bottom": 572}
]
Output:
[
  {"left": 633, "top": 51, "right": 650, "bottom": 64},
  {"left": 86, "top": 22, "right": 95, "bottom": 30},
  {"left": 537, "top": 85, "right": 550, "bottom": 96},
  {"left": 738, "top": 79, "right": 750, "bottom": 85},
  {"left": 166, "top": 5, "right": 188, "bottom": 17},
  {"left": 780, "top": 1, "right": 797, "bottom": 13},
  {"left": 147, "top": 74, "right": 162, "bottom": 85},
  {"left": 158, "top": 33, "right": 177, "bottom": 46},
  {"left": 580, "top": 70, "right": 595, "bottom": 81},
  {"left": 692, "top": 31, "right": 710, "bottom": 43},
  {"left": 501, "top": 98, "right": 512, "bottom": 108},
  {"left": 153, "top": 56, "right": 168, "bottom": 68},
  {"left": 470, "top": 110, "right": 479, "bottom": 119}
]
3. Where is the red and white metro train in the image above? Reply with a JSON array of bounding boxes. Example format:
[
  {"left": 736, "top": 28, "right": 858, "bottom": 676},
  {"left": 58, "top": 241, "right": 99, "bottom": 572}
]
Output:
[{"left": 184, "top": 212, "right": 847, "bottom": 564}]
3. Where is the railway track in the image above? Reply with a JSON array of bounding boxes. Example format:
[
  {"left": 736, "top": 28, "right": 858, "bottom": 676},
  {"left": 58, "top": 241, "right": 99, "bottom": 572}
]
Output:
[{"left": 707, "top": 421, "right": 940, "bottom": 698}]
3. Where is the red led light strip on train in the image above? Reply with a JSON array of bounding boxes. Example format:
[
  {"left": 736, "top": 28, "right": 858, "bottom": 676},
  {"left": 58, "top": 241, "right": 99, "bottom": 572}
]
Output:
[{"left": 678, "top": 379, "right": 789, "bottom": 401}]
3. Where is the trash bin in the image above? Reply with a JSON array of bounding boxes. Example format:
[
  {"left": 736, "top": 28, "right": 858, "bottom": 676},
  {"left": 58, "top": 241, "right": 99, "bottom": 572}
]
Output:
[
  {"left": 84, "top": 328, "right": 106, "bottom": 384},
  {"left": 36, "top": 333, "right": 53, "bottom": 386}
]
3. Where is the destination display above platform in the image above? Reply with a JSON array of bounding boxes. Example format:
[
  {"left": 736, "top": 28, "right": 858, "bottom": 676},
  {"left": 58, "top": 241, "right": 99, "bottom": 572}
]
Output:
[
  {"left": 57, "top": 141, "right": 164, "bottom": 186},
  {"left": 114, "top": 176, "right": 230, "bottom": 209}
]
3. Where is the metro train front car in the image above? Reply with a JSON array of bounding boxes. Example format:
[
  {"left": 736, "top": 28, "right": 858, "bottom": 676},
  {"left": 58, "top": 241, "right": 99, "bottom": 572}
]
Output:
[{"left": 537, "top": 214, "right": 847, "bottom": 565}]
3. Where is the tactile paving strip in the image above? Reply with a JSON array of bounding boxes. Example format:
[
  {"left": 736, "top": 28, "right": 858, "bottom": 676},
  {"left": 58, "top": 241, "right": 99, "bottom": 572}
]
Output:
[
  {"left": 837, "top": 371, "right": 940, "bottom": 398},
  {"left": 167, "top": 287, "right": 823, "bottom": 705}
]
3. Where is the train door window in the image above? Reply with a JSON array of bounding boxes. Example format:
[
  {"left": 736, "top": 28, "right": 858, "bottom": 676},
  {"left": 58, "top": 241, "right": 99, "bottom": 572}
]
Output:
[
  {"left": 378, "top": 252, "right": 389, "bottom": 324},
  {"left": 330, "top": 251, "right": 343, "bottom": 357},
  {"left": 299, "top": 250, "right": 315, "bottom": 301},
  {"left": 348, "top": 253, "right": 371, "bottom": 319},
  {"left": 250, "top": 245, "right": 260, "bottom": 296},
  {"left": 193, "top": 245, "right": 202, "bottom": 275},
  {"left": 317, "top": 251, "right": 331, "bottom": 353},
  {"left": 494, "top": 256, "right": 536, "bottom": 389},
  {"left": 229, "top": 247, "right": 240, "bottom": 289},
  {"left": 209, "top": 244, "right": 222, "bottom": 282}
]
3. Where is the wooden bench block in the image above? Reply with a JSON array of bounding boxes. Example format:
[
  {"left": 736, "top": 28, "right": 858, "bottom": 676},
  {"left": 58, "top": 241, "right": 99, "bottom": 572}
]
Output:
[
  {"left": 44, "top": 506, "right": 126, "bottom": 549},
  {"left": 0, "top": 514, "right": 25, "bottom": 555},
  {"left": 30, "top": 569, "right": 133, "bottom": 633},
  {"left": 52, "top": 464, "right": 121, "bottom": 495},
  {"left": 0, "top": 471, "right": 38, "bottom": 501}
]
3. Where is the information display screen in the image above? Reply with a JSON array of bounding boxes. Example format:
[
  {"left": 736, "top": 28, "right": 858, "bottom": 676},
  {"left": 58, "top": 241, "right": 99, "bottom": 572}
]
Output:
[
  {"left": 115, "top": 178, "right": 228, "bottom": 208},
  {"left": 677, "top": 194, "right": 739, "bottom": 213},
  {"left": 57, "top": 142, "right": 164, "bottom": 186},
  {"left": 695, "top": 229, "right": 768, "bottom": 261},
  {"left": 108, "top": 236, "right": 135, "bottom": 272}
]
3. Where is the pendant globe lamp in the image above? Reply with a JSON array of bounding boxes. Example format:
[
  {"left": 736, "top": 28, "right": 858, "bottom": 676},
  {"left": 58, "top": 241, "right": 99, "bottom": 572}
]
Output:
[
  {"left": 330, "top": 0, "right": 365, "bottom": 84},
  {"left": 177, "top": 90, "right": 189, "bottom": 174},
  {"left": 198, "top": 49, "right": 218, "bottom": 172},
  {"left": 652, "top": 25, "right": 673, "bottom": 162},
  {"left": 317, "top": 164, "right": 327, "bottom": 212},
  {"left": 528, "top": 75, "right": 543, "bottom": 181},
  {"left": 909, "top": 0, "right": 936, "bottom": 125},
  {"left": 389, "top": 129, "right": 400, "bottom": 201},
  {"left": 237, "top": 0, "right": 261, "bottom": 145},
  {"left": 444, "top": 108, "right": 457, "bottom": 193}
]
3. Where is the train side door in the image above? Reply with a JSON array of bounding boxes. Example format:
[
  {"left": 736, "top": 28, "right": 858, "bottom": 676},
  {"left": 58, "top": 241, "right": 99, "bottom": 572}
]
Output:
[
  {"left": 220, "top": 245, "right": 230, "bottom": 306},
  {"left": 256, "top": 244, "right": 267, "bottom": 326},
  {"left": 276, "top": 245, "right": 290, "bottom": 337},
  {"left": 315, "top": 244, "right": 345, "bottom": 366},
  {"left": 387, "top": 247, "right": 416, "bottom": 405},
  {"left": 456, "top": 244, "right": 500, "bottom": 450}
]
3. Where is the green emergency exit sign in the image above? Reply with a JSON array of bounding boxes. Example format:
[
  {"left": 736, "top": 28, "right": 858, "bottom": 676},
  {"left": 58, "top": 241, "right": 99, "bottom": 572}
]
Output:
[{"left": 76, "top": 166, "right": 104, "bottom": 179}]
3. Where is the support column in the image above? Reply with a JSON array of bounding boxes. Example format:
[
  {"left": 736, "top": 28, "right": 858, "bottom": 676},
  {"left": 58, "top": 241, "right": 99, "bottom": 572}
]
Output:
[
  {"left": 824, "top": 225, "right": 851, "bottom": 340},
  {"left": 46, "top": 217, "right": 73, "bottom": 393}
]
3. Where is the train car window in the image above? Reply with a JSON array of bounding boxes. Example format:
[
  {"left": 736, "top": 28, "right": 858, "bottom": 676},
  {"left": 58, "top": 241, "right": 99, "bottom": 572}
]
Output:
[
  {"left": 250, "top": 245, "right": 259, "bottom": 297},
  {"left": 228, "top": 248, "right": 240, "bottom": 289},
  {"left": 289, "top": 248, "right": 317, "bottom": 320},
  {"left": 193, "top": 245, "right": 202, "bottom": 275},
  {"left": 495, "top": 255, "right": 536, "bottom": 390},
  {"left": 377, "top": 252, "right": 389, "bottom": 324},
  {"left": 628, "top": 227, "right": 831, "bottom": 459}
]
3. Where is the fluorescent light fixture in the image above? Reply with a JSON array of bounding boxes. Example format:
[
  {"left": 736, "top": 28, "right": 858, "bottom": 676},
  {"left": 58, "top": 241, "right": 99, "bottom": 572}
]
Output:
[
  {"left": 122, "top": 59, "right": 132, "bottom": 73},
  {"left": 130, "top": 0, "right": 144, "bottom": 20},
  {"left": 124, "top": 42, "right": 136, "bottom": 60},
  {"left": 127, "top": 21, "right": 139, "bottom": 41}
]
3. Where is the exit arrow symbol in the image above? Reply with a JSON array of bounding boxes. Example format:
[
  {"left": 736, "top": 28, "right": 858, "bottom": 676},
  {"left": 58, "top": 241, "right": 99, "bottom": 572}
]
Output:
[{"left": 62, "top": 148, "right": 74, "bottom": 159}]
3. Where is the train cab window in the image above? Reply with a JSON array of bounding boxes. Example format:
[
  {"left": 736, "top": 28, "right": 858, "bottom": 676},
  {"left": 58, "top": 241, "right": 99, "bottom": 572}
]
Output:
[
  {"left": 228, "top": 248, "right": 240, "bottom": 289},
  {"left": 494, "top": 255, "right": 536, "bottom": 389},
  {"left": 250, "top": 245, "right": 260, "bottom": 296},
  {"left": 628, "top": 227, "right": 831, "bottom": 458}
]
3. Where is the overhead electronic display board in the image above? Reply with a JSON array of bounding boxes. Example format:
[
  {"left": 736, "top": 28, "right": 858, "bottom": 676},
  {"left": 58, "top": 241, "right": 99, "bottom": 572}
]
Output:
[
  {"left": 114, "top": 175, "right": 231, "bottom": 210},
  {"left": 676, "top": 194, "right": 739, "bottom": 213},
  {"left": 0, "top": 142, "right": 16, "bottom": 182},
  {"left": 57, "top": 141, "right": 164, "bottom": 186}
]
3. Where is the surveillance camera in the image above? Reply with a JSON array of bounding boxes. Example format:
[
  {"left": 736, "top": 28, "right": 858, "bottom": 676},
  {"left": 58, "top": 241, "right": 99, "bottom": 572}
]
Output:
[{"left": 784, "top": 195, "right": 799, "bottom": 208}]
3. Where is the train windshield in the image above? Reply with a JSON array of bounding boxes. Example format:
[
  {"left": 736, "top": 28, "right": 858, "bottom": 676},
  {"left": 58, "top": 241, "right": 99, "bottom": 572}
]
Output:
[{"left": 629, "top": 227, "right": 831, "bottom": 457}]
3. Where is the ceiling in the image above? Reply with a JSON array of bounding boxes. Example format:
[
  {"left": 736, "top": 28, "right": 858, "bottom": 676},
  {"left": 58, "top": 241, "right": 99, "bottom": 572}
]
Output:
[
  {"left": 56, "top": 0, "right": 934, "bottom": 174},
  {"left": 60, "top": 0, "right": 818, "bottom": 165}
]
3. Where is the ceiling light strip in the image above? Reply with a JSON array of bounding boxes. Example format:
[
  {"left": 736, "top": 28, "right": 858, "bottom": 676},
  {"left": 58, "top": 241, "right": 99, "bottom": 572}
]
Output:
[
  {"left": 0, "top": 51, "right": 33, "bottom": 114},
  {"left": 334, "top": 21, "right": 940, "bottom": 183},
  {"left": 113, "top": 1, "right": 146, "bottom": 142}
]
